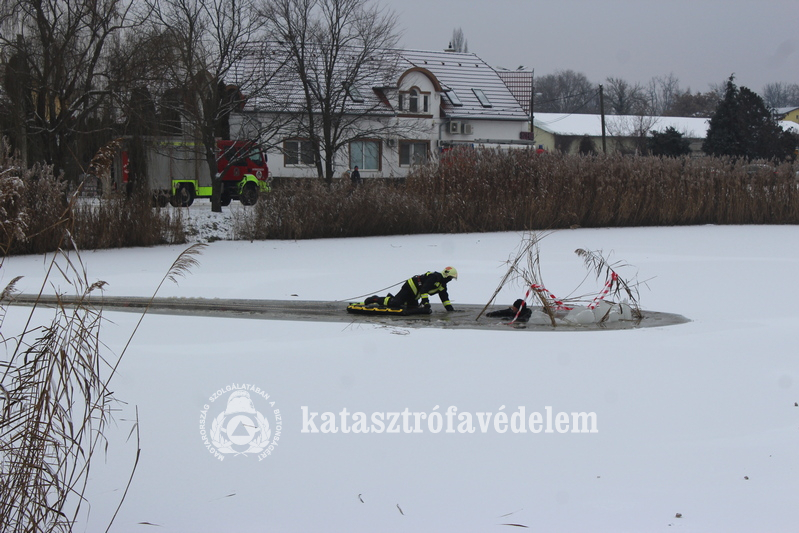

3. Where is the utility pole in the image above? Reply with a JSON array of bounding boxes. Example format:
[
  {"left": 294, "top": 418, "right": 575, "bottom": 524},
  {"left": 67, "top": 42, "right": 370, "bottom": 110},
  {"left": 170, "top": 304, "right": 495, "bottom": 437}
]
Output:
[
  {"left": 599, "top": 84, "right": 607, "bottom": 154},
  {"left": 529, "top": 69, "right": 535, "bottom": 145}
]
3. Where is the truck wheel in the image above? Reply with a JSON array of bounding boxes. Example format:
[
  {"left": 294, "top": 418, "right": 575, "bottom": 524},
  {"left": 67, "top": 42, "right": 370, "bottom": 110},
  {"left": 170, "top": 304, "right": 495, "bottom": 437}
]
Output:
[
  {"left": 220, "top": 192, "right": 232, "bottom": 206},
  {"left": 172, "top": 184, "right": 194, "bottom": 207},
  {"left": 240, "top": 183, "right": 258, "bottom": 206}
]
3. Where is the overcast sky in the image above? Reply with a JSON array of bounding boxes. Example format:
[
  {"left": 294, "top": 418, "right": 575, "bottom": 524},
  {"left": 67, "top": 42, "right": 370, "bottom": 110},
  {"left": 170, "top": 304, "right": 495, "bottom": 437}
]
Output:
[{"left": 385, "top": 0, "right": 799, "bottom": 94}]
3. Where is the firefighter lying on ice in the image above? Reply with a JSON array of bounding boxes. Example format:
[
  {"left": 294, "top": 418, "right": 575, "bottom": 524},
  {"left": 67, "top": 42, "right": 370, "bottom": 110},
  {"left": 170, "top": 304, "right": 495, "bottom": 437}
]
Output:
[{"left": 365, "top": 267, "right": 458, "bottom": 311}]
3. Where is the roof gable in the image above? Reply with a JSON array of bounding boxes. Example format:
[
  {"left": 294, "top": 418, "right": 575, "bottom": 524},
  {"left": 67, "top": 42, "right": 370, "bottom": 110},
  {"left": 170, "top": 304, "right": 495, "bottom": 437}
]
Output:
[{"left": 398, "top": 49, "right": 527, "bottom": 120}]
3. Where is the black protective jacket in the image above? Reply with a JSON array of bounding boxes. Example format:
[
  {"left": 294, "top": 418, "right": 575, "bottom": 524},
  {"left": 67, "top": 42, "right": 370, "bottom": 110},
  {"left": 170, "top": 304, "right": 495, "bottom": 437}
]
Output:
[
  {"left": 486, "top": 306, "right": 533, "bottom": 322},
  {"left": 388, "top": 271, "right": 453, "bottom": 310},
  {"left": 412, "top": 272, "right": 451, "bottom": 304}
]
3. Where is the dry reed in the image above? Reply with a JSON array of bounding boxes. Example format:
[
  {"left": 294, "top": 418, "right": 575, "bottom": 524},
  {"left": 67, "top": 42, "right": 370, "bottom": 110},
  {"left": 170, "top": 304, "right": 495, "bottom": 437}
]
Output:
[
  {"left": 235, "top": 149, "right": 799, "bottom": 240},
  {"left": 0, "top": 240, "right": 205, "bottom": 532},
  {"left": 1, "top": 137, "right": 185, "bottom": 257}
]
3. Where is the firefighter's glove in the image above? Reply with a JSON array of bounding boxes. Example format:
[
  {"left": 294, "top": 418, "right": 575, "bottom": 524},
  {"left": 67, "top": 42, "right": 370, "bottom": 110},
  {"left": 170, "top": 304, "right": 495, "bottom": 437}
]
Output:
[{"left": 445, "top": 304, "right": 454, "bottom": 312}]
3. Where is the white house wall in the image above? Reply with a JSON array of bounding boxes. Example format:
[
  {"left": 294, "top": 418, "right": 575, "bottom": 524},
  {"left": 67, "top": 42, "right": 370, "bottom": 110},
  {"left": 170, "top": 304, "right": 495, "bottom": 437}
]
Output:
[
  {"left": 229, "top": 48, "right": 532, "bottom": 179},
  {"left": 442, "top": 119, "right": 529, "bottom": 147},
  {"left": 231, "top": 113, "right": 530, "bottom": 180}
]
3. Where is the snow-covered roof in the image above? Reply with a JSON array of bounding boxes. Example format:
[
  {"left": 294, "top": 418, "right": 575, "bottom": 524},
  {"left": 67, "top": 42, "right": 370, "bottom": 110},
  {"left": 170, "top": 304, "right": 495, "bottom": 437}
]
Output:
[
  {"left": 780, "top": 120, "right": 799, "bottom": 133},
  {"left": 229, "top": 42, "right": 397, "bottom": 116},
  {"left": 399, "top": 50, "right": 528, "bottom": 120},
  {"left": 229, "top": 43, "right": 527, "bottom": 121},
  {"left": 533, "top": 113, "right": 710, "bottom": 139}
]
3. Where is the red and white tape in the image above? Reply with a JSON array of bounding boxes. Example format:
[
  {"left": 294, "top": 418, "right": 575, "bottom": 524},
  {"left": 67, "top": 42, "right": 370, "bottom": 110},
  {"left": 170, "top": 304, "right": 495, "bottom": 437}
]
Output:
[
  {"left": 508, "top": 283, "right": 573, "bottom": 324},
  {"left": 587, "top": 272, "right": 619, "bottom": 310},
  {"left": 508, "top": 272, "right": 621, "bottom": 324},
  {"left": 531, "top": 283, "right": 573, "bottom": 311}
]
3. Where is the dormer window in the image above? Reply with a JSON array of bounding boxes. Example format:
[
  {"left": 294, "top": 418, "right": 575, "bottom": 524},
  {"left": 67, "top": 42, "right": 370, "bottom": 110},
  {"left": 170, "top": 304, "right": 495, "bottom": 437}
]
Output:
[
  {"left": 398, "top": 87, "right": 429, "bottom": 113},
  {"left": 409, "top": 89, "right": 419, "bottom": 112}
]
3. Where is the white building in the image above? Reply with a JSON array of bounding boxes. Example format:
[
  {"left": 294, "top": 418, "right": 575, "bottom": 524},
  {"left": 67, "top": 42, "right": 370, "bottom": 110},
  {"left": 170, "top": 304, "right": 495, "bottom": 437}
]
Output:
[
  {"left": 529, "top": 113, "right": 799, "bottom": 156},
  {"left": 531, "top": 113, "right": 712, "bottom": 155},
  {"left": 230, "top": 46, "right": 531, "bottom": 180}
]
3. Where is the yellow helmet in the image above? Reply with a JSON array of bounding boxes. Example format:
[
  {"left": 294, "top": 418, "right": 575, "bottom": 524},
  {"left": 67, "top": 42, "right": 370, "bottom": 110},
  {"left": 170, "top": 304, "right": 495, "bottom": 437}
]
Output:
[{"left": 442, "top": 266, "right": 458, "bottom": 280}]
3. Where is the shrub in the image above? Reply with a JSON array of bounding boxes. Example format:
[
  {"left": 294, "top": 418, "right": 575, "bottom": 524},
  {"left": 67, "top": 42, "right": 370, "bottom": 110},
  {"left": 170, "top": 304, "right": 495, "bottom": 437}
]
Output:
[
  {"left": 71, "top": 190, "right": 186, "bottom": 250},
  {"left": 0, "top": 138, "right": 185, "bottom": 256}
]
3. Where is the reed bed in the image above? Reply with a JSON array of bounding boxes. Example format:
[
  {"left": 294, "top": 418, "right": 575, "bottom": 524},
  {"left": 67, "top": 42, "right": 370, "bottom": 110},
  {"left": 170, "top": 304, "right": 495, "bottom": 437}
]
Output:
[
  {"left": 235, "top": 149, "right": 799, "bottom": 240},
  {"left": 4, "top": 138, "right": 798, "bottom": 251}
]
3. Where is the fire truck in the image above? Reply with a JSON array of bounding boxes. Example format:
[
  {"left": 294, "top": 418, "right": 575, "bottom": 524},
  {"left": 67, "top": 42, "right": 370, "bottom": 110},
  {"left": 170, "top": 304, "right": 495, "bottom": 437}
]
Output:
[{"left": 116, "top": 138, "right": 270, "bottom": 206}]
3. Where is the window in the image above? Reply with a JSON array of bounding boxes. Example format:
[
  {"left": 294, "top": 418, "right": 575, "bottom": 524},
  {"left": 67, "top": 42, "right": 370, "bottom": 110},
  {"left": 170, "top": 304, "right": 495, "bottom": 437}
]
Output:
[
  {"left": 409, "top": 89, "right": 419, "bottom": 112},
  {"left": 350, "top": 140, "right": 380, "bottom": 170},
  {"left": 346, "top": 84, "right": 365, "bottom": 103},
  {"left": 223, "top": 145, "right": 248, "bottom": 166},
  {"left": 283, "top": 140, "right": 315, "bottom": 166},
  {"left": 444, "top": 90, "right": 463, "bottom": 106},
  {"left": 398, "top": 87, "right": 430, "bottom": 114},
  {"left": 399, "top": 141, "right": 429, "bottom": 166},
  {"left": 472, "top": 88, "right": 492, "bottom": 108},
  {"left": 248, "top": 147, "right": 266, "bottom": 165}
]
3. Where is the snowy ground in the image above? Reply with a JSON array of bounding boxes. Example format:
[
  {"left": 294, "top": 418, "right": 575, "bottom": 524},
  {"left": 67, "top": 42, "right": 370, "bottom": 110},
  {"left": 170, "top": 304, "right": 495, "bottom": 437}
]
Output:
[{"left": 3, "top": 200, "right": 799, "bottom": 532}]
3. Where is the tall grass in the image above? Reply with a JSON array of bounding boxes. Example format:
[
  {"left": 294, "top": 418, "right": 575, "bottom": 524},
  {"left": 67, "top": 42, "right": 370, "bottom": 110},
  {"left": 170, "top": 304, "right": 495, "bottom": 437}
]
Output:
[
  {"left": 71, "top": 191, "right": 186, "bottom": 250},
  {"left": 0, "top": 236, "right": 206, "bottom": 532},
  {"left": 0, "top": 141, "right": 202, "bottom": 530},
  {"left": 0, "top": 239, "right": 122, "bottom": 533},
  {"left": 235, "top": 149, "right": 799, "bottom": 240},
  {"left": 233, "top": 179, "right": 429, "bottom": 240}
]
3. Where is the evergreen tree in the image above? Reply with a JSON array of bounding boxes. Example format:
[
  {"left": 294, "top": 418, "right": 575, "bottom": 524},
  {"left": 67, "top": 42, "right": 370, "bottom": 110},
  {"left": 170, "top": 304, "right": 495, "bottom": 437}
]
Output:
[
  {"left": 648, "top": 127, "right": 691, "bottom": 157},
  {"left": 703, "top": 75, "right": 797, "bottom": 161}
]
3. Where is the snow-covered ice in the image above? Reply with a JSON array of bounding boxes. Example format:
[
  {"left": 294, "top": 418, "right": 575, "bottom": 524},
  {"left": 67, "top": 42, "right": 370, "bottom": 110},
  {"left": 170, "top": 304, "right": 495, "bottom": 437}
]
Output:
[{"left": 2, "top": 205, "right": 799, "bottom": 532}]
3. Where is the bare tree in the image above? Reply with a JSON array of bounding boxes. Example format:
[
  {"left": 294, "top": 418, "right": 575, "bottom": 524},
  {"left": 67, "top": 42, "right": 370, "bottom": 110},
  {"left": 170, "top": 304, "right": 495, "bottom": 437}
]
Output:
[
  {"left": 664, "top": 89, "right": 718, "bottom": 118},
  {"left": 451, "top": 27, "right": 468, "bottom": 53},
  {"left": 604, "top": 77, "right": 648, "bottom": 115},
  {"left": 0, "top": 0, "right": 140, "bottom": 179},
  {"left": 762, "top": 82, "right": 799, "bottom": 109},
  {"left": 707, "top": 80, "right": 728, "bottom": 102},
  {"left": 261, "top": 0, "right": 404, "bottom": 184},
  {"left": 105, "top": 21, "right": 177, "bottom": 136},
  {"left": 144, "top": 0, "right": 275, "bottom": 211},
  {"left": 605, "top": 114, "right": 660, "bottom": 154},
  {"left": 646, "top": 73, "right": 681, "bottom": 116},
  {"left": 534, "top": 70, "right": 598, "bottom": 114}
]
